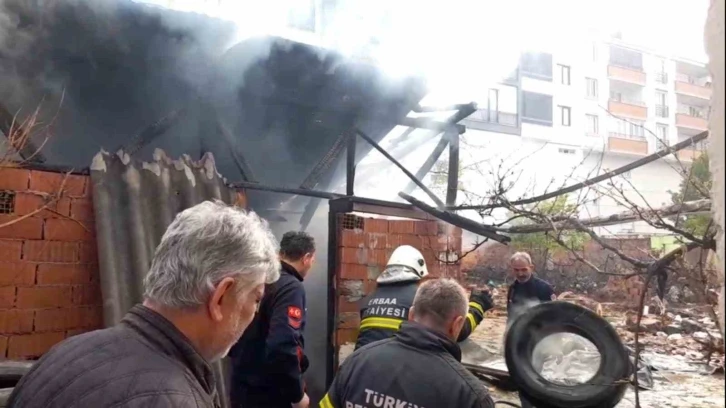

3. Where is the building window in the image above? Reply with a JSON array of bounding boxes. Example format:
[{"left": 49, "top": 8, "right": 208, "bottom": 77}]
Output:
[
  {"left": 610, "top": 118, "right": 645, "bottom": 140},
  {"left": 585, "top": 78, "right": 598, "bottom": 99},
  {"left": 609, "top": 46, "right": 643, "bottom": 70},
  {"left": 522, "top": 91, "right": 553, "bottom": 126},
  {"left": 0, "top": 190, "right": 14, "bottom": 214},
  {"left": 521, "top": 52, "right": 553, "bottom": 81},
  {"left": 559, "top": 64, "right": 571, "bottom": 85},
  {"left": 467, "top": 85, "right": 518, "bottom": 128},
  {"left": 558, "top": 148, "right": 576, "bottom": 155},
  {"left": 559, "top": 106, "right": 571, "bottom": 126},
  {"left": 655, "top": 91, "right": 669, "bottom": 117},
  {"left": 655, "top": 58, "right": 668, "bottom": 83},
  {"left": 585, "top": 114, "right": 599, "bottom": 135},
  {"left": 656, "top": 124, "right": 668, "bottom": 149}
]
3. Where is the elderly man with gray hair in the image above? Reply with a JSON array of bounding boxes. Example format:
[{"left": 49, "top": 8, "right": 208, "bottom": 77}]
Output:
[
  {"left": 321, "top": 279, "right": 494, "bottom": 408},
  {"left": 8, "top": 200, "right": 279, "bottom": 408}
]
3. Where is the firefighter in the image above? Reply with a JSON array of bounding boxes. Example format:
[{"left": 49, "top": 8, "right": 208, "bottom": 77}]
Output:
[
  {"left": 228, "top": 231, "right": 316, "bottom": 408},
  {"left": 354, "top": 245, "right": 494, "bottom": 350},
  {"left": 321, "top": 279, "right": 495, "bottom": 408}
]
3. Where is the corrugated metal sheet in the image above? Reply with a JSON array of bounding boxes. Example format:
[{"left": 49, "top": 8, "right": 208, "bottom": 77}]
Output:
[{"left": 90, "top": 149, "right": 243, "bottom": 408}]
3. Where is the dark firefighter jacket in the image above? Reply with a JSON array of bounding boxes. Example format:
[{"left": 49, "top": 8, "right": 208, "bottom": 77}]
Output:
[
  {"left": 228, "top": 261, "right": 309, "bottom": 408},
  {"left": 353, "top": 281, "right": 486, "bottom": 350},
  {"left": 321, "top": 321, "right": 495, "bottom": 408}
]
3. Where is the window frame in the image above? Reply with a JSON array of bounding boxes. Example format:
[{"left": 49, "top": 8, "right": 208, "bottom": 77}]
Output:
[
  {"left": 585, "top": 114, "right": 599, "bottom": 135},
  {"left": 559, "top": 105, "right": 572, "bottom": 127},
  {"left": 585, "top": 77, "right": 598, "bottom": 99},
  {"left": 559, "top": 64, "right": 571, "bottom": 85}
]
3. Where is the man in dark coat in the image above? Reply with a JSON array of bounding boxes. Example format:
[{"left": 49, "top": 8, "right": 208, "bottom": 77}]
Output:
[
  {"left": 229, "top": 231, "right": 316, "bottom": 408},
  {"left": 321, "top": 278, "right": 495, "bottom": 408},
  {"left": 8, "top": 201, "right": 280, "bottom": 408},
  {"left": 506, "top": 251, "right": 556, "bottom": 408}
]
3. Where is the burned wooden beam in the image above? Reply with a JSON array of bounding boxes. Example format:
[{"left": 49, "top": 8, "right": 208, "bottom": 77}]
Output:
[
  {"left": 398, "top": 191, "right": 511, "bottom": 243},
  {"left": 346, "top": 130, "right": 356, "bottom": 196},
  {"left": 356, "top": 128, "right": 446, "bottom": 208},
  {"left": 216, "top": 117, "right": 257, "bottom": 183},
  {"left": 453, "top": 130, "right": 710, "bottom": 211},
  {"left": 399, "top": 116, "right": 465, "bottom": 134},
  {"left": 123, "top": 107, "right": 185, "bottom": 157},
  {"left": 299, "top": 131, "right": 348, "bottom": 190},
  {"left": 0, "top": 103, "right": 46, "bottom": 163},
  {"left": 446, "top": 131, "right": 460, "bottom": 206},
  {"left": 231, "top": 181, "right": 343, "bottom": 200},
  {"left": 501, "top": 199, "right": 712, "bottom": 233}
]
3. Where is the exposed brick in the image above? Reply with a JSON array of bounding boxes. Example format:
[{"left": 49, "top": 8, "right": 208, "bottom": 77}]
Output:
[
  {"left": 0, "top": 287, "right": 15, "bottom": 308},
  {"left": 340, "top": 247, "right": 367, "bottom": 265},
  {"left": 0, "top": 335, "right": 7, "bottom": 358},
  {"left": 44, "top": 218, "right": 93, "bottom": 241},
  {"left": 338, "top": 312, "right": 360, "bottom": 329},
  {"left": 29, "top": 171, "right": 86, "bottom": 196},
  {"left": 339, "top": 263, "right": 368, "bottom": 280},
  {"left": 336, "top": 328, "right": 358, "bottom": 346},
  {"left": 69, "top": 199, "right": 95, "bottom": 222},
  {"left": 0, "top": 167, "right": 30, "bottom": 191},
  {"left": 422, "top": 249, "right": 437, "bottom": 267},
  {"left": 22, "top": 240, "right": 79, "bottom": 262},
  {"left": 386, "top": 234, "right": 403, "bottom": 249},
  {"left": 71, "top": 284, "right": 102, "bottom": 305},
  {"left": 0, "top": 240, "right": 22, "bottom": 260},
  {"left": 365, "top": 233, "right": 387, "bottom": 249},
  {"left": 0, "top": 215, "right": 43, "bottom": 239},
  {"left": 7, "top": 331, "right": 65, "bottom": 359},
  {"left": 337, "top": 297, "right": 359, "bottom": 313},
  {"left": 421, "top": 236, "right": 445, "bottom": 252},
  {"left": 400, "top": 234, "right": 422, "bottom": 248},
  {"left": 414, "top": 221, "right": 439, "bottom": 236},
  {"left": 34, "top": 306, "right": 102, "bottom": 332},
  {"left": 36, "top": 263, "right": 93, "bottom": 285},
  {"left": 0, "top": 309, "right": 34, "bottom": 334},
  {"left": 14, "top": 193, "right": 71, "bottom": 218},
  {"left": 362, "top": 218, "right": 388, "bottom": 234},
  {"left": 79, "top": 242, "right": 98, "bottom": 263},
  {"left": 340, "top": 230, "right": 365, "bottom": 248},
  {"left": 17, "top": 286, "right": 73, "bottom": 308},
  {"left": 368, "top": 249, "right": 388, "bottom": 266},
  {"left": 0, "top": 261, "right": 37, "bottom": 285},
  {"left": 428, "top": 264, "right": 441, "bottom": 277},
  {"left": 389, "top": 220, "right": 415, "bottom": 234}
]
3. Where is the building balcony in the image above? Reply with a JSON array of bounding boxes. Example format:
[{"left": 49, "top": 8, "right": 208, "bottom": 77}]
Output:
[
  {"left": 608, "top": 133, "right": 648, "bottom": 155},
  {"left": 608, "top": 65, "right": 646, "bottom": 86},
  {"left": 655, "top": 105, "right": 669, "bottom": 118},
  {"left": 675, "top": 80, "right": 712, "bottom": 100},
  {"left": 676, "top": 113, "right": 708, "bottom": 132},
  {"left": 608, "top": 99, "right": 647, "bottom": 120}
]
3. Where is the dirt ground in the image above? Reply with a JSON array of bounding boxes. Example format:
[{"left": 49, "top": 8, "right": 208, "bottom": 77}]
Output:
[{"left": 465, "top": 314, "right": 725, "bottom": 408}]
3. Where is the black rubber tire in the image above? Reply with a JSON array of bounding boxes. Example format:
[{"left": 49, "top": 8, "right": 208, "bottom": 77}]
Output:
[{"left": 504, "top": 301, "right": 631, "bottom": 408}]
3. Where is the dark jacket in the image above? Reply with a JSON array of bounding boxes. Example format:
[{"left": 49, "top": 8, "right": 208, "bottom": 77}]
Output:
[
  {"left": 8, "top": 305, "right": 220, "bottom": 408},
  {"left": 354, "top": 281, "right": 486, "bottom": 350},
  {"left": 228, "top": 261, "right": 308, "bottom": 408},
  {"left": 322, "top": 322, "right": 494, "bottom": 408},
  {"left": 507, "top": 276, "right": 555, "bottom": 320}
]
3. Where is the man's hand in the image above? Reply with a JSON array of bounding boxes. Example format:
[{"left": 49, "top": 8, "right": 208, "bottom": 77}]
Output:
[
  {"left": 292, "top": 393, "right": 309, "bottom": 408},
  {"left": 470, "top": 288, "right": 494, "bottom": 313}
]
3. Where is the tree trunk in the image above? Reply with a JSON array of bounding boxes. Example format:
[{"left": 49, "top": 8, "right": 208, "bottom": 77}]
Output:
[{"left": 705, "top": 0, "right": 725, "bottom": 336}]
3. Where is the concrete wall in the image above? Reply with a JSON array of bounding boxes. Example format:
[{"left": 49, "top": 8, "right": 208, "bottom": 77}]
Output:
[
  {"left": 0, "top": 168, "right": 102, "bottom": 360},
  {"left": 705, "top": 0, "right": 725, "bottom": 336}
]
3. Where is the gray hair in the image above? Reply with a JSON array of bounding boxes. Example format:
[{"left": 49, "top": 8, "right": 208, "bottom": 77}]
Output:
[
  {"left": 143, "top": 200, "right": 280, "bottom": 309},
  {"left": 509, "top": 251, "right": 533, "bottom": 265},
  {"left": 412, "top": 279, "right": 468, "bottom": 328}
]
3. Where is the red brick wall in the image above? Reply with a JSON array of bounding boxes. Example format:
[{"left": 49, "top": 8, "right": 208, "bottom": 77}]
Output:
[
  {"left": 0, "top": 167, "right": 102, "bottom": 360},
  {"left": 334, "top": 214, "right": 463, "bottom": 349}
]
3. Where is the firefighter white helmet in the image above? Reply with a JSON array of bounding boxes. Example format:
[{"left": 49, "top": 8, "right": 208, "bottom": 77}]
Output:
[{"left": 376, "top": 245, "right": 428, "bottom": 284}]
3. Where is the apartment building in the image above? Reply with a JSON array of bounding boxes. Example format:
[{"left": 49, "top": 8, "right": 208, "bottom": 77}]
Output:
[{"left": 459, "top": 36, "right": 712, "bottom": 236}]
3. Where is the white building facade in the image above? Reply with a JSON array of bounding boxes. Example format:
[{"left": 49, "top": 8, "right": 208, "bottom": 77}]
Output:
[{"left": 457, "top": 36, "right": 712, "bottom": 237}]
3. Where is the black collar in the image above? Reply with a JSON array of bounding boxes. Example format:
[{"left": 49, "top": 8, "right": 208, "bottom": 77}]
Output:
[
  {"left": 122, "top": 305, "right": 219, "bottom": 404},
  {"left": 281, "top": 260, "right": 304, "bottom": 282},
  {"left": 395, "top": 321, "right": 462, "bottom": 361}
]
